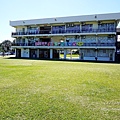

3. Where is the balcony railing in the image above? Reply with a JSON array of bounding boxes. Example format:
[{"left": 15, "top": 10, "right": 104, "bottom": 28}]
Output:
[
  {"left": 12, "top": 42, "right": 115, "bottom": 47},
  {"left": 12, "top": 28, "right": 116, "bottom": 36}
]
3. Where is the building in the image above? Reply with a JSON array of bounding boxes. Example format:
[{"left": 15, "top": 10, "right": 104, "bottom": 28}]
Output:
[
  {"left": 10, "top": 12, "right": 120, "bottom": 61},
  {"left": 116, "top": 28, "right": 120, "bottom": 62}
]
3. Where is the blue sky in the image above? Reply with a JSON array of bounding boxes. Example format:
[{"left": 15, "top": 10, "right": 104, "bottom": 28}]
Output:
[{"left": 0, "top": 0, "right": 120, "bottom": 42}]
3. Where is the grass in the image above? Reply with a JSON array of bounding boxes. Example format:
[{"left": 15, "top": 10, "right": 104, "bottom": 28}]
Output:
[
  {"left": 60, "top": 54, "right": 79, "bottom": 58},
  {"left": 0, "top": 56, "right": 120, "bottom": 120}
]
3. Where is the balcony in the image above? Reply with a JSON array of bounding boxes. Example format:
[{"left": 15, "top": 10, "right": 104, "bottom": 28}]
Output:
[
  {"left": 12, "top": 42, "right": 115, "bottom": 49},
  {"left": 11, "top": 28, "right": 116, "bottom": 37}
]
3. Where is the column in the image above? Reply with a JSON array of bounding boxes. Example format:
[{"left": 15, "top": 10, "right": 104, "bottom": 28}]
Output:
[
  {"left": 15, "top": 49, "right": 17, "bottom": 57},
  {"left": 64, "top": 49, "right": 67, "bottom": 59},
  {"left": 64, "top": 37, "right": 66, "bottom": 46},
  {"left": 81, "top": 49, "right": 84, "bottom": 60},
  {"left": 50, "top": 49, "right": 53, "bottom": 59},
  {"left": 79, "top": 49, "right": 81, "bottom": 60},
  {"left": 80, "top": 23, "right": 81, "bottom": 32},
  {"left": 25, "top": 38, "right": 28, "bottom": 46},
  {"left": 113, "top": 49, "right": 115, "bottom": 61},
  {"left": 51, "top": 26, "right": 52, "bottom": 34},
  {"left": 65, "top": 24, "right": 66, "bottom": 33},
  {"left": 70, "top": 49, "right": 72, "bottom": 59},
  {"left": 37, "top": 49, "right": 39, "bottom": 58},
  {"left": 96, "top": 35, "right": 98, "bottom": 46},
  {"left": 58, "top": 50, "right": 60, "bottom": 59},
  {"left": 95, "top": 48, "right": 98, "bottom": 61},
  {"left": 79, "top": 36, "right": 81, "bottom": 42},
  {"left": 95, "top": 35, "right": 98, "bottom": 61}
]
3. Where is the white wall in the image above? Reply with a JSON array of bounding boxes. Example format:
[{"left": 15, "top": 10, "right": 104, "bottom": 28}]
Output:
[
  {"left": 16, "top": 26, "right": 27, "bottom": 32},
  {"left": 21, "top": 49, "right": 29, "bottom": 58}
]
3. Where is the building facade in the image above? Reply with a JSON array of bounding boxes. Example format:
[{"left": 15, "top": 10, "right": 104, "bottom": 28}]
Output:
[
  {"left": 10, "top": 12, "right": 120, "bottom": 61},
  {"left": 116, "top": 28, "right": 120, "bottom": 62}
]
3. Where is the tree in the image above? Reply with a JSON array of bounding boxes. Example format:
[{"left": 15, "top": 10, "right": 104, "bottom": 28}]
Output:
[
  {"left": 1, "top": 40, "right": 12, "bottom": 52},
  {"left": 0, "top": 43, "right": 1, "bottom": 50}
]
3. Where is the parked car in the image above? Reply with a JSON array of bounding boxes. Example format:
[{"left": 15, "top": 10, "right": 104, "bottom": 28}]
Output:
[
  {"left": 0, "top": 52, "right": 3, "bottom": 55},
  {"left": 5, "top": 52, "right": 11, "bottom": 55}
]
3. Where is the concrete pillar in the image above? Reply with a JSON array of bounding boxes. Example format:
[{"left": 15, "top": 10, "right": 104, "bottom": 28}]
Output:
[
  {"left": 80, "top": 23, "right": 81, "bottom": 32},
  {"left": 15, "top": 49, "right": 17, "bottom": 57},
  {"left": 95, "top": 48, "right": 98, "bottom": 61},
  {"left": 50, "top": 49, "right": 53, "bottom": 59},
  {"left": 59, "top": 50, "right": 60, "bottom": 59},
  {"left": 64, "top": 37, "right": 66, "bottom": 46},
  {"left": 79, "top": 49, "right": 81, "bottom": 60},
  {"left": 79, "top": 36, "right": 81, "bottom": 42},
  {"left": 113, "top": 49, "right": 115, "bottom": 61},
  {"left": 96, "top": 35, "right": 98, "bottom": 45},
  {"left": 81, "top": 49, "right": 84, "bottom": 60},
  {"left": 37, "top": 49, "right": 39, "bottom": 58},
  {"left": 51, "top": 26, "right": 52, "bottom": 34},
  {"left": 70, "top": 49, "right": 72, "bottom": 59},
  {"left": 65, "top": 25, "right": 67, "bottom": 33},
  {"left": 64, "top": 49, "right": 67, "bottom": 59},
  {"left": 25, "top": 38, "right": 28, "bottom": 45}
]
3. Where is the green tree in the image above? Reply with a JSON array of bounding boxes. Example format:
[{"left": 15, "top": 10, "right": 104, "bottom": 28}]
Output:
[{"left": 1, "top": 40, "right": 12, "bottom": 52}]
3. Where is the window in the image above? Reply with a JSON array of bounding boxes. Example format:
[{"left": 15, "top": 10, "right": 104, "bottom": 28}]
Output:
[
  {"left": 103, "top": 50, "right": 106, "bottom": 53},
  {"left": 87, "top": 49, "right": 90, "bottom": 53}
]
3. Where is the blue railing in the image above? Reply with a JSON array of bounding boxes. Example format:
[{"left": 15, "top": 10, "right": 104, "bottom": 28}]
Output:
[
  {"left": 12, "top": 42, "right": 115, "bottom": 47},
  {"left": 12, "top": 28, "right": 116, "bottom": 36}
]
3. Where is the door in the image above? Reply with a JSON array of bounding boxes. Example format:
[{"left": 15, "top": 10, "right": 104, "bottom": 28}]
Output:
[{"left": 16, "top": 49, "right": 21, "bottom": 58}]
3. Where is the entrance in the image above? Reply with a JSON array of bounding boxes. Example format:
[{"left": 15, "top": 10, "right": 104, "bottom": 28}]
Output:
[
  {"left": 39, "top": 49, "right": 50, "bottom": 59},
  {"left": 53, "top": 49, "right": 59, "bottom": 59},
  {"left": 30, "top": 49, "right": 37, "bottom": 58},
  {"left": 16, "top": 49, "right": 21, "bottom": 58}
]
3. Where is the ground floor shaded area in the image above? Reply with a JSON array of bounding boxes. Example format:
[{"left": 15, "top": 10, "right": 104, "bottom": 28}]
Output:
[{"left": 15, "top": 48, "right": 116, "bottom": 62}]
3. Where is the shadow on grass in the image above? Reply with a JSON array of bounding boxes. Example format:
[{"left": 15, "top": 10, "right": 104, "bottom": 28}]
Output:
[{"left": 4, "top": 56, "right": 120, "bottom": 64}]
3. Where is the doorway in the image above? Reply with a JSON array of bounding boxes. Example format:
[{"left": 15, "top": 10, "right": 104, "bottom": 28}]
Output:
[{"left": 16, "top": 49, "right": 21, "bottom": 58}]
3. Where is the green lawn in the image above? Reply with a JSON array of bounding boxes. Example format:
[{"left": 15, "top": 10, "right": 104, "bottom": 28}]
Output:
[
  {"left": 0, "top": 57, "right": 120, "bottom": 120},
  {"left": 60, "top": 54, "right": 79, "bottom": 58}
]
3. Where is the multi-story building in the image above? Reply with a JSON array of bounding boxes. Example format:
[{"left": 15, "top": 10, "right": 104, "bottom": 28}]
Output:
[
  {"left": 116, "top": 27, "right": 120, "bottom": 62},
  {"left": 10, "top": 12, "right": 120, "bottom": 61}
]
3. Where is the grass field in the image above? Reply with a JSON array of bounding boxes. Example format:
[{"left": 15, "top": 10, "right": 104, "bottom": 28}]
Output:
[
  {"left": 0, "top": 57, "right": 120, "bottom": 120},
  {"left": 60, "top": 54, "right": 79, "bottom": 58}
]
